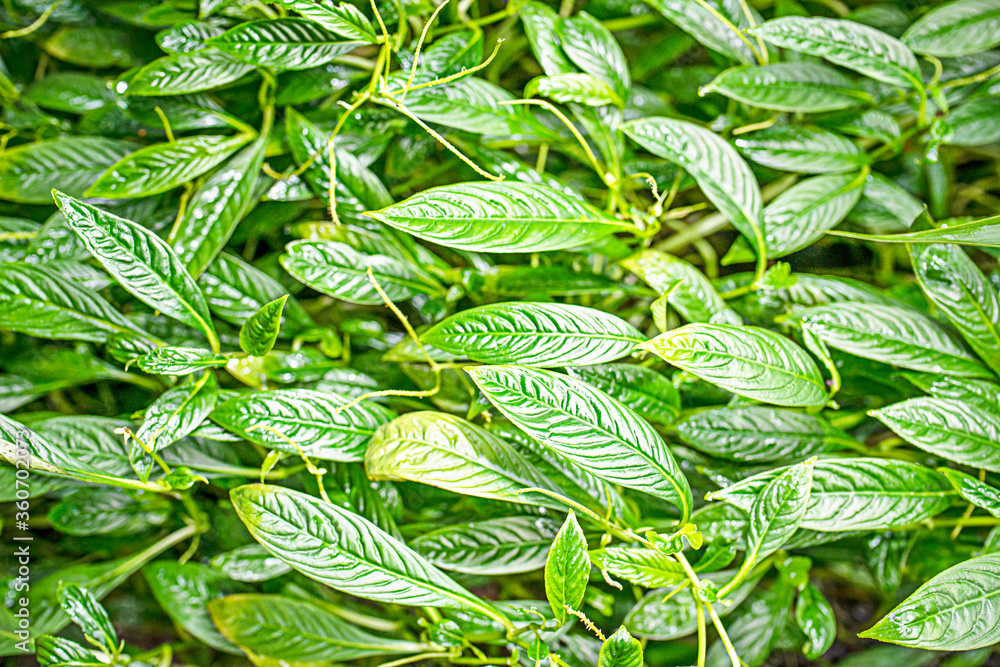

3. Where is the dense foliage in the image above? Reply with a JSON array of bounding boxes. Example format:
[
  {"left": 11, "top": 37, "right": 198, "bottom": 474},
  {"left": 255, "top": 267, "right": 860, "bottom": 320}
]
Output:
[{"left": 3, "top": 0, "right": 1000, "bottom": 664}]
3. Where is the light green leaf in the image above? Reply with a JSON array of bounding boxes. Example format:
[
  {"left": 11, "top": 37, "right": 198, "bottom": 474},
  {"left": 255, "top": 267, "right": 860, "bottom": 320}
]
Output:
[
  {"left": 133, "top": 372, "right": 218, "bottom": 480},
  {"left": 590, "top": 546, "right": 686, "bottom": 587},
  {"left": 545, "top": 512, "right": 589, "bottom": 623},
  {"left": 599, "top": 626, "right": 643, "bottom": 667},
  {"left": 940, "top": 469, "right": 1000, "bottom": 518},
  {"left": 676, "top": 406, "right": 858, "bottom": 462},
  {"left": 467, "top": 365, "right": 693, "bottom": 521},
  {"left": 826, "top": 214, "right": 1000, "bottom": 247},
  {"left": 786, "top": 302, "right": 990, "bottom": 378},
  {"left": 564, "top": 363, "right": 681, "bottom": 425},
  {"left": 421, "top": 302, "right": 643, "bottom": 367},
  {"left": 645, "top": 0, "right": 756, "bottom": 63},
  {"left": 736, "top": 126, "right": 867, "bottom": 174},
  {"left": 702, "top": 63, "right": 867, "bottom": 112},
  {"left": 208, "top": 19, "right": 362, "bottom": 70},
  {"left": 230, "top": 483, "right": 512, "bottom": 627},
  {"left": 520, "top": 1, "right": 576, "bottom": 75},
  {"left": 365, "top": 411, "right": 565, "bottom": 508},
  {"left": 740, "top": 459, "right": 814, "bottom": 575},
  {"left": 239, "top": 295, "right": 286, "bottom": 356},
  {"left": 621, "top": 117, "right": 764, "bottom": 259},
  {"left": 366, "top": 182, "right": 631, "bottom": 253},
  {"left": 210, "top": 388, "right": 391, "bottom": 461},
  {"left": 57, "top": 584, "right": 117, "bottom": 655},
  {"left": 902, "top": 0, "right": 1000, "bottom": 57},
  {"left": 757, "top": 172, "right": 865, "bottom": 257},
  {"left": 554, "top": 12, "right": 630, "bottom": 100},
  {"left": 209, "top": 544, "right": 292, "bottom": 582},
  {"left": 208, "top": 594, "right": 426, "bottom": 662},
  {"left": 0, "top": 138, "right": 136, "bottom": 204},
  {"left": 872, "top": 397, "right": 1000, "bottom": 471},
  {"left": 412, "top": 516, "right": 560, "bottom": 575},
  {"left": 934, "top": 97, "right": 1000, "bottom": 147},
  {"left": 621, "top": 249, "right": 739, "bottom": 324},
  {"left": 526, "top": 73, "right": 623, "bottom": 107},
  {"left": 796, "top": 582, "right": 836, "bottom": 659},
  {"left": 639, "top": 323, "right": 828, "bottom": 407},
  {"left": 752, "top": 17, "right": 922, "bottom": 88},
  {"left": 137, "top": 346, "right": 228, "bottom": 375},
  {"left": 54, "top": 192, "right": 217, "bottom": 346},
  {"left": 860, "top": 552, "right": 1000, "bottom": 649},
  {"left": 709, "top": 458, "right": 955, "bottom": 531},
  {"left": 271, "top": 0, "right": 377, "bottom": 41},
  {"left": 86, "top": 134, "right": 250, "bottom": 199},
  {"left": 125, "top": 50, "right": 253, "bottom": 96},
  {"left": 172, "top": 135, "right": 267, "bottom": 277}
]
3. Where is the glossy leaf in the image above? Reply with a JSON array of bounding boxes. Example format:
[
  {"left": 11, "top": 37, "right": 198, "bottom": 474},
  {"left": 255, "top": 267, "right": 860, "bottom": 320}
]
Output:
[
  {"left": 239, "top": 295, "right": 286, "bottom": 356},
  {"left": 741, "top": 459, "right": 813, "bottom": 572},
  {"left": 736, "top": 126, "right": 867, "bottom": 174},
  {"left": 902, "top": 0, "right": 1000, "bottom": 57},
  {"left": 796, "top": 582, "right": 836, "bottom": 659},
  {"left": 590, "top": 546, "right": 686, "bottom": 587},
  {"left": 133, "top": 372, "right": 218, "bottom": 480},
  {"left": 208, "top": 19, "right": 363, "bottom": 70},
  {"left": 554, "top": 12, "right": 630, "bottom": 100},
  {"left": 825, "top": 214, "right": 1000, "bottom": 247},
  {"left": 0, "top": 138, "right": 135, "bottom": 204},
  {"left": 564, "top": 363, "right": 681, "bottom": 425},
  {"left": 526, "top": 73, "right": 623, "bottom": 107},
  {"left": 126, "top": 50, "right": 253, "bottom": 96},
  {"left": 599, "top": 626, "right": 643, "bottom": 667},
  {"left": 703, "top": 63, "right": 867, "bottom": 112},
  {"left": 621, "top": 249, "right": 738, "bottom": 324},
  {"left": 57, "top": 584, "right": 117, "bottom": 654},
  {"left": 646, "top": 0, "right": 756, "bottom": 63},
  {"left": 412, "top": 516, "right": 560, "bottom": 575},
  {"left": 545, "top": 512, "right": 589, "bottom": 623}
]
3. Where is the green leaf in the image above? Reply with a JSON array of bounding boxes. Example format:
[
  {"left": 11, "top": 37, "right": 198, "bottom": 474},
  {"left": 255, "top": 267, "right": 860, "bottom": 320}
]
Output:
[
  {"left": 911, "top": 243, "right": 1000, "bottom": 376},
  {"left": 796, "top": 582, "right": 836, "bottom": 659},
  {"left": 590, "top": 546, "right": 686, "bottom": 587},
  {"left": 545, "top": 511, "right": 589, "bottom": 623},
  {"left": 825, "top": 214, "right": 1000, "bottom": 247},
  {"left": 209, "top": 544, "right": 292, "bottom": 582},
  {"left": 934, "top": 97, "right": 1000, "bottom": 147},
  {"left": 365, "top": 411, "right": 565, "bottom": 508},
  {"left": 564, "top": 363, "right": 681, "bottom": 425},
  {"left": 0, "top": 263, "right": 146, "bottom": 343},
  {"left": 757, "top": 172, "right": 865, "bottom": 257},
  {"left": 599, "top": 626, "right": 643, "bottom": 667},
  {"left": 133, "top": 372, "right": 218, "bottom": 480},
  {"left": 239, "top": 295, "right": 286, "bottom": 356},
  {"left": 741, "top": 459, "right": 814, "bottom": 573},
  {"left": 137, "top": 346, "right": 228, "bottom": 375},
  {"left": 676, "top": 406, "right": 858, "bottom": 462},
  {"left": 752, "top": 17, "right": 922, "bottom": 88},
  {"left": 902, "top": 0, "right": 1000, "bottom": 57},
  {"left": 421, "top": 302, "right": 643, "bottom": 367},
  {"left": 208, "top": 19, "right": 363, "bottom": 70},
  {"left": 86, "top": 134, "right": 251, "bottom": 199},
  {"left": 42, "top": 26, "right": 141, "bottom": 68},
  {"left": 872, "top": 397, "right": 1000, "bottom": 471},
  {"left": 366, "top": 182, "right": 631, "bottom": 253},
  {"left": 57, "top": 584, "right": 117, "bottom": 654},
  {"left": 645, "top": 0, "right": 756, "bottom": 63},
  {"left": 49, "top": 487, "right": 170, "bottom": 535},
  {"left": 171, "top": 135, "right": 267, "bottom": 277},
  {"left": 520, "top": 1, "right": 577, "bottom": 75},
  {"left": 709, "top": 458, "right": 956, "bottom": 531},
  {"left": 526, "top": 73, "right": 623, "bottom": 107},
  {"left": 54, "top": 192, "right": 217, "bottom": 347},
  {"left": 735, "top": 126, "right": 867, "bottom": 174},
  {"left": 157, "top": 21, "right": 226, "bottom": 53},
  {"left": 208, "top": 594, "right": 426, "bottom": 662},
  {"left": 35, "top": 636, "right": 94, "bottom": 665},
  {"left": 940, "top": 469, "right": 1000, "bottom": 518},
  {"left": 230, "top": 483, "right": 511, "bottom": 626},
  {"left": 860, "top": 552, "right": 1000, "bottom": 649},
  {"left": 639, "top": 323, "right": 828, "bottom": 407},
  {"left": 412, "top": 516, "right": 561, "bottom": 575},
  {"left": 702, "top": 63, "right": 867, "bottom": 112},
  {"left": 271, "top": 0, "right": 377, "bottom": 41},
  {"left": 621, "top": 249, "right": 739, "bottom": 324},
  {"left": 0, "top": 138, "right": 136, "bottom": 204},
  {"left": 554, "top": 12, "right": 630, "bottom": 100},
  {"left": 621, "top": 117, "right": 764, "bottom": 259},
  {"left": 125, "top": 50, "right": 254, "bottom": 96},
  {"left": 211, "top": 388, "right": 391, "bottom": 460},
  {"left": 785, "top": 302, "right": 990, "bottom": 379},
  {"left": 467, "top": 365, "right": 693, "bottom": 521},
  {"left": 25, "top": 72, "right": 113, "bottom": 113}
]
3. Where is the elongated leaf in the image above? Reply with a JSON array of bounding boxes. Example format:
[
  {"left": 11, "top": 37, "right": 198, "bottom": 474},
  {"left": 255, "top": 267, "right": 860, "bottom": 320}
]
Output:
[
  {"left": 0, "top": 138, "right": 136, "bottom": 204},
  {"left": 796, "top": 582, "right": 836, "bottom": 659},
  {"left": 844, "top": 175, "right": 919, "bottom": 235},
  {"left": 412, "top": 516, "right": 560, "bottom": 575},
  {"left": 911, "top": 243, "right": 1000, "bottom": 376},
  {"left": 786, "top": 302, "right": 990, "bottom": 378},
  {"left": 545, "top": 512, "right": 589, "bottom": 623},
  {"left": 742, "top": 459, "right": 813, "bottom": 571},
  {"left": 125, "top": 50, "right": 253, "bottom": 96},
  {"left": 172, "top": 135, "right": 266, "bottom": 276},
  {"left": 365, "top": 411, "right": 565, "bottom": 508},
  {"left": 709, "top": 458, "right": 955, "bottom": 531},
  {"left": 281, "top": 240, "right": 439, "bottom": 305},
  {"left": 133, "top": 372, "right": 218, "bottom": 480},
  {"left": 367, "top": 182, "right": 630, "bottom": 253},
  {"left": 590, "top": 546, "right": 686, "bottom": 587},
  {"left": 57, "top": 584, "right": 117, "bottom": 654},
  {"left": 138, "top": 346, "right": 227, "bottom": 375},
  {"left": 209, "top": 544, "right": 292, "bottom": 582},
  {"left": 902, "top": 0, "right": 1000, "bottom": 57},
  {"left": 0, "top": 263, "right": 144, "bottom": 343},
  {"left": 209, "top": 19, "right": 362, "bottom": 70},
  {"left": 752, "top": 17, "right": 922, "bottom": 88},
  {"left": 826, "top": 215, "right": 1000, "bottom": 247},
  {"left": 872, "top": 397, "right": 1000, "bottom": 471},
  {"left": 934, "top": 97, "right": 1000, "bottom": 147},
  {"left": 86, "top": 134, "right": 250, "bottom": 198},
  {"left": 526, "top": 73, "right": 623, "bottom": 107},
  {"left": 208, "top": 594, "right": 426, "bottom": 662},
  {"left": 211, "top": 388, "right": 391, "bottom": 461},
  {"left": 554, "top": 12, "right": 630, "bottom": 100},
  {"left": 736, "top": 126, "right": 867, "bottom": 174},
  {"left": 758, "top": 172, "right": 865, "bottom": 257},
  {"left": 230, "top": 484, "right": 510, "bottom": 625},
  {"left": 640, "top": 323, "right": 827, "bottom": 407},
  {"left": 565, "top": 363, "right": 681, "bottom": 425},
  {"left": 646, "top": 0, "right": 756, "bottom": 63},
  {"left": 621, "top": 249, "right": 738, "bottom": 324},
  {"left": 621, "top": 117, "right": 764, "bottom": 257},
  {"left": 520, "top": 1, "right": 577, "bottom": 75},
  {"left": 676, "top": 407, "right": 857, "bottom": 462},
  {"left": 239, "top": 295, "right": 286, "bottom": 356},
  {"left": 860, "top": 552, "right": 1000, "bottom": 649},
  {"left": 468, "top": 365, "right": 693, "bottom": 521},
  {"left": 599, "top": 626, "right": 643, "bottom": 667},
  {"left": 703, "top": 63, "right": 867, "bottom": 112},
  {"left": 421, "top": 302, "right": 642, "bottom": 367},
  {"left": 940, "top": 469, "right": 1000, "bottom": 518}
]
